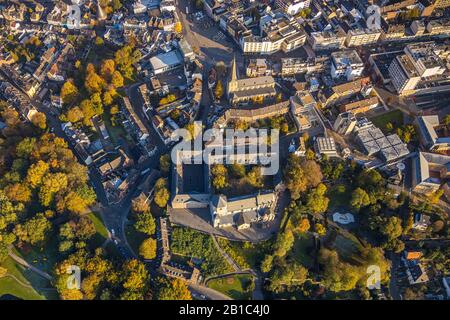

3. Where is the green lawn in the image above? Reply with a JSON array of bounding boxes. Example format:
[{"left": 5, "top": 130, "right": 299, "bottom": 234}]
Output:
[
  {"left": 292, "top": 233, "right": 314, "bottom": 268},
  {"left": 370, "top": 110, "right": 404, "bottom": 132},
  {"left": 333, "top": 233, "right": 364, "bottom": 265},
  {"left": 17, "top": 235, "right": 59, "bottom": 277},
  {"left": 125, "top": 224, "right": 147, "bottom": 256},
  {"left": 217, "top": 238, "right": 266, "bottom": 270},
  {"left": 0, "top": 256, "right": 56, "bottom": 300},
  {"left": 207, "top": 274, "right": 254, "bottom": 300},
  {"left": 0, "top": 277, "right": 45, "bottom": 300},
  {"left": 327, "top": 184, "right": 352, "bottom": 210},
  {"left": 87, "top": 212, "right": 109, "bottom": 249},
  {"left": 103, "top": 111, "right": 131, "bottom": 145}
]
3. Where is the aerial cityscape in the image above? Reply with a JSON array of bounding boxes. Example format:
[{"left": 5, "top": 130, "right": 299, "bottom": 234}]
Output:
[{"left": 0, "top": 0, "right": 449, "bottom": 304}]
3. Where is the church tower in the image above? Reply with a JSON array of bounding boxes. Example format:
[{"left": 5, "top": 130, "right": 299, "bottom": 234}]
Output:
[
  {"left": 97, "top": 1, "right": 107, "bottom": 21},
  {"left": 228, "top": 55, "right": 238, "bottom": 96}
]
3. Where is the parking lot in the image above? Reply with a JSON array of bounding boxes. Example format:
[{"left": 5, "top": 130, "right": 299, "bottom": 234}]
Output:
[{"left": 177, "top": 0, "right": 237, "bottom": 67}]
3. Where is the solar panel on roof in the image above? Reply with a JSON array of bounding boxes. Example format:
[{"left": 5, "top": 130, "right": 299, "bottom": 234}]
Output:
[
  {"left": 381, "top": 146, "right": 398, "bottom": 162},
  {"left": 386, "top": 134, "right": 403, "bottom": 146},
  {"left": 357, "top": 129, "right": 373, "bottom": 143},
  {"left": 370, "top": 127, "right": 384, "bottom": 140},
  {"left": 376, "top": 137, "right": 390, "bottom": 149},
  {"left": 394, "top": 144, "right": 410, "bottom": 158},
  {"left": 363, "top": 139, "right": 380, "bottom": 155}
]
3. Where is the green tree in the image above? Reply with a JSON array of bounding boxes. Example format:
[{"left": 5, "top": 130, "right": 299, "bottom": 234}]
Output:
[
  {"left": 85, "top": 70, "right": 105, "bottom": 94},
  {"left": 268, "top": 262, "right": 308, "bottom": 293},
  {"left": 100, "top": 59, "right": 115, "bottom": 81},
  {"left": 261, "top": 254, "right": 274, "bottom": 273},
  {"left": 26, "top": 160, "right": 50, "bottom": 188},
  {"left": 215, "top": 80, "right": 224, "bottom": 99},
  {"left": 159, "top": 154, "right": 171, "bottom": 176},
  {"left": 229, "top": 163, "right": 246, "bottom": 179},
  {"left": 318, "top": 248, "right": 360, "bottom": 292},
  {"left": 121, "top": 259, "right": 149, "bottom": 293},
  {"left": 66, "top": 106, "right": 84, "bottom": 123},
  {"left": 61, "top": 80, "right": 79, "bottom": 105},
  {"left": 139, "top": 238, "right": 157, "bottom": 259},
  {"left": 157, "top": 278, "right": 192, "bottom": 300},
  {"left": 154, "top": 178, "right": 170, "bottom": 208},
  {"left": 14, "top": 213, "right": 51, "bottom": 246},
  {"left": 15, "top": 137, "right": 36, "bottom": 158},
  {"left": 111, "top": 71, "right": 124, "bottom": 88},
  {"left": 273, "top": 229, "right": 295, "bottom": 258},
  {"left": 211, "top": 164, "right": 229, "bottom": 191},
  {"left": 381, "top": 216, "right": 403, "bottom": 241},
  {"left": 247, "top": 166, "right": 263, "bottom": 188},
  {"left": 31, "top": 111, "right": 47, "bottom": 130},
  {"left": 351, "top": 187, "right": 371, "bottom": 211},
  {"left": 306, "top": 183, "right": 329, "bottom": 214},
  {"left": 134, "top": 211, "right": 156, "bottom": 236}
]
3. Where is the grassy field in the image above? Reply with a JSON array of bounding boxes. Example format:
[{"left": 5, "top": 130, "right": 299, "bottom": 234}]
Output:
[
  {"left": 292, "top": 233, "right": 314, "bottom": 268},
  {"left": 103, "top": 111, "right": 130, "bottom": 146},
  {"left": 370, "top": 109, "right": 404, "bottom": 132},
  {"left": 87, "top": 212, "right": 109, "bottom": 249},
  {"left": 207, "top": 274, "right": 254, "bottom": 300},
  {"left": 0, "top": 256, "right": 56, "bottom": 300},
  {"left": 331, "top": 231, "right": 365, "bottom": 265},
  {"left": 327, "top": 184, "right": 352, "bottom": 210},
  {"left": 17, "top": 235, "right": 59, "bottom": 277},
  {"left": 125, "top": 224, "right": 148, "bottom": 256},
  {"left": 217, "top": 238, "right": 268, "bottom": 270},
  {"left": 0, "top": 277, "right": 45, "bottom": 300},
  {"left": 0, "top": 211, "right": 109, "bottom": 300}
]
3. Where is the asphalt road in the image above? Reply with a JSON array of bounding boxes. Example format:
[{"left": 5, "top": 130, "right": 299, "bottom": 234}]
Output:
[{"left": 189, "top": 284, "right": 232, "bottom": 300}]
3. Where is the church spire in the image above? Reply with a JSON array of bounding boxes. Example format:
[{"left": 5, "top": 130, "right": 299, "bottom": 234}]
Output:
[
  {"left": 231, "top": 55, "right": 238, "bottom": 82},
  {"left": 97, "top": 0, "right": 107, "bottom": 21},
  {"left": 228, "top": 55, "right": 238, "bottom": 94}
]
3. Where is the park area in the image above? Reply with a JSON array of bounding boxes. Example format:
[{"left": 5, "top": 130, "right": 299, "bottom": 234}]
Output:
[
  {"left": 207, "top": 274, "right": 254, "bottom": 300},
  {"left": 327, "top": 184, "right": 352, "bottom": 210},
  {"left": 292, "top": 233, "right": 314, "bottom": 268},
  {"left": 170, "top": 227, "right": 233, "bottom": 276},
  {"left": 0, "top": 212, "right": 109, "bottom": 300},
  {"left": 217, "top": 238, "right": 271, "bottom": 270},
  {"left": 0, "top": 254, "right": 56, "bottom": 300},
  {"left": 370, "top": 109, "right": 404, "bottom": 133}
]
